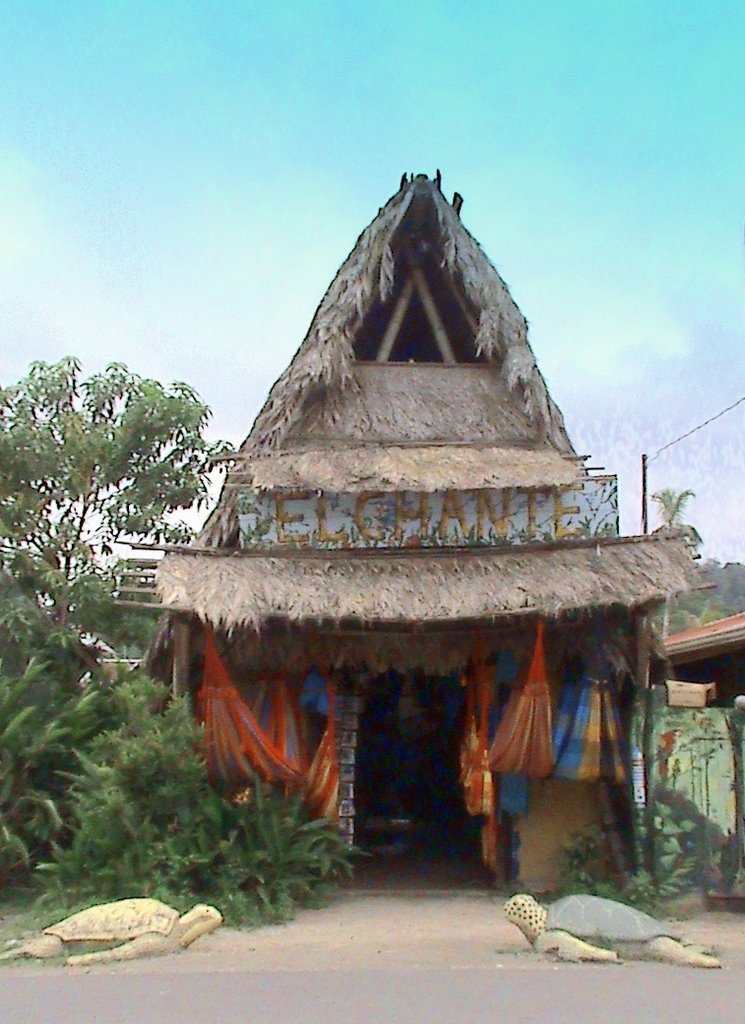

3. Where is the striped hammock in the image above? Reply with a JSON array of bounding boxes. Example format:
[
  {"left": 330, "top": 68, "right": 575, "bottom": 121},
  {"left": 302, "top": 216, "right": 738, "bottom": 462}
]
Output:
[
  {"left": 197, "top": 629, "right": 340, "bottom": 818},
  {"left": 488, "top": 621, "right": 555, "bottom": 779},
  {"left": 552, "top": 669, "right": 627, "bottom": 784}
]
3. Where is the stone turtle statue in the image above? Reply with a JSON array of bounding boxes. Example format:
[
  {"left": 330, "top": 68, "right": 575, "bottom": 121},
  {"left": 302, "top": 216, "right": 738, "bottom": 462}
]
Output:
[
  {"left": 504, "top": 893, "right": 720, "bottom": 968},
  {"left": 0, "top": 898, "right": 223, "bottom": 967}
]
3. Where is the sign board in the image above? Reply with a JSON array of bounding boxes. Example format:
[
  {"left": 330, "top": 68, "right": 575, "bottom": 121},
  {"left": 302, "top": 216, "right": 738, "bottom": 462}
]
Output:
[{"left": 237, "top": 477, "right": 618, "bottom": 550}]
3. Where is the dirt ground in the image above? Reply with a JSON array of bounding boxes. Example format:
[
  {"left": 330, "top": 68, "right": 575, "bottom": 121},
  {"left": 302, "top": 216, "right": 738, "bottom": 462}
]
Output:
[{"left": 3, "top": 892, "right": 745, "bottom": 975}]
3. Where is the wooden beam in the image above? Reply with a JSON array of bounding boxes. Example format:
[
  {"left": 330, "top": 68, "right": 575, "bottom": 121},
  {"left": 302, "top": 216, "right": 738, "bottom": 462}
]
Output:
[
  {"left": 126, "top": 531, "right": 683, "bottom": 561},
  {"left": 376, "top": 277, "right": 414, "bottom": 362},
  {"left": 409, "top": 266, "right": 457, "bottom": 363},
  {"left": 171, "top": 619, "right": 190, "bottom": 698}
]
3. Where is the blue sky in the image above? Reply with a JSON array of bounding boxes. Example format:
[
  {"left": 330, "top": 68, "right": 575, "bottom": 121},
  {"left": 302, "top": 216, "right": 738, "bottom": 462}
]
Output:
[{"left": 1, "top": 1, "right": 744, "bottom": 558}]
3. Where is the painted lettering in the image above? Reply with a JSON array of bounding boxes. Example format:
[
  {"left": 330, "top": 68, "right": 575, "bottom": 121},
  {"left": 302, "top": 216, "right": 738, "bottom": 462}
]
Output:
[
  {"left": 553, "top": 488, "right": 582, "bottom": 540},
  {"left": 354, "top": 491, "right": 385, "bottom": 543},
  {"left": 275, "top": 490, "right": 311, "bottom": 544},
  {"left": 317, "top": 494, "right": 350, "bottom": 545},
  {"left": 395, "top": 491, "right": 429, "bottom": 543},
  {"left": 476, "top": 489, "right": 510, "bottom": 541},
  {"left": 438, "top": 490, "right": 469, "bottom": 540}
]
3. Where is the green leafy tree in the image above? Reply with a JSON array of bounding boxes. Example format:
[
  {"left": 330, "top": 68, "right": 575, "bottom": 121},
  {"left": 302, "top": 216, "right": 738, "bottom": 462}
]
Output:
[{"left": 0, "top": 357, "right": 230, "bottom": 661}]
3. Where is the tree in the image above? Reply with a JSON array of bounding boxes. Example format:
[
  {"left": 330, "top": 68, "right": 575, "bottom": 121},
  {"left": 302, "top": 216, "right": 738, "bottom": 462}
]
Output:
[
  {"left": 651, "top": 488, "right": 702, "bottom": 550},
  {"left": 0, "top": 358, "right": 230, "bottom": 661},
  {"left": 651, "top": 487, "right": 703, "bottom": 637}
]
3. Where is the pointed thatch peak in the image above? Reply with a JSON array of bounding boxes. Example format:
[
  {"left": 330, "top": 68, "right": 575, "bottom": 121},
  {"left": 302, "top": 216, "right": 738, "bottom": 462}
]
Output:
[{"left": 245, "top": 173, "right": 574, "bottom": 456}]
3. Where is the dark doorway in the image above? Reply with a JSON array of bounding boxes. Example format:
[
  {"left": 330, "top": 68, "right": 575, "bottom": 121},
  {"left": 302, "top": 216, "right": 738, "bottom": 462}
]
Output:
[{"left": 351, "top": 671, "right": 491, "bottom": 890}]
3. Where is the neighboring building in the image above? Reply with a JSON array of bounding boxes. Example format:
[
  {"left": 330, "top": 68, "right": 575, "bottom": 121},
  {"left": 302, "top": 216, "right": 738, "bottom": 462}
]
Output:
[
  {"left": 666, "top": 613, "right": 745, "bottom": 706},
  {"left": 137, "top": 174, "right": 697, "bottom": 890}
]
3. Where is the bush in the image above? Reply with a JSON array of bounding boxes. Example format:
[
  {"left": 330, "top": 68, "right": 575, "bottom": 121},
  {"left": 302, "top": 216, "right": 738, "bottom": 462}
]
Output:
[
  {"left": 42, "top": 674, "right": 351, "bottom": 922},
  {"left": 559, "top": 825, "right": 692, "bottom": 917},
  {"left": 0, "top": 661, "right": 114, "bottom": 888}
]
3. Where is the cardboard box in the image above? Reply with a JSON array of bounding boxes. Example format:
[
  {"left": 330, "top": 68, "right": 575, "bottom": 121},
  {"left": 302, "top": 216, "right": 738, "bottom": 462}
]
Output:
[{"left": 665, "top": 679, "right": 716, "bottom": 708}]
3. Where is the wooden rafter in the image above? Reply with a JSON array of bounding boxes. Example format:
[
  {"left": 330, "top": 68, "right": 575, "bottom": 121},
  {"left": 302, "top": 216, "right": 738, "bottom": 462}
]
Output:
[
  {"left": 409, "top": 265, "right": 457, "bottom": 363},
  {"left": 376, "top": 277, "right": 414, "bottom": 362}
]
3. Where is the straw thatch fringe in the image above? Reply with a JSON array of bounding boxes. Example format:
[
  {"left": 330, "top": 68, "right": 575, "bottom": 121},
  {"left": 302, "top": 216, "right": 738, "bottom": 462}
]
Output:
[
  {"left": 247, "top": 178, "right": 573, "bottom": 455},
  {"left": 156, "top": 535, "right": 696, "bottom": 633},
  {"left": 228, "top": 444, "right": 581, "bottom": 492},
  {"left": 217, "top": 611, "right": 633, "bottom": 677}
]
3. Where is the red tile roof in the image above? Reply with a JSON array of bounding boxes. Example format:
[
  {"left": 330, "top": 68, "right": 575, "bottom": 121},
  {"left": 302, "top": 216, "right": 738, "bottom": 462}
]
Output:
[{"left": 666, "top": 612, "right": 745, "bottom": 662}]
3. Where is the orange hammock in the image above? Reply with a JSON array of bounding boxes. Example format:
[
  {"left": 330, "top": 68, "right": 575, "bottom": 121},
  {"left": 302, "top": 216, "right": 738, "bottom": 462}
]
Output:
[
  {"left": 304, "top": 678, "right": 339, "bottom": 821},
  {"left": 459, "top": 643, "right": 499, "bottom": 871},
  {"left": 197, "top": 628, "right": 305, "bottom": 790},
  {"left": 488, "top": 620, "right": 555, "bottom": 779},
  {"left": 460, "top": 654, "right": 494, "bottom": 817},
  {"left": 197, "top": 628, "right": 339, "bottom": 820}
]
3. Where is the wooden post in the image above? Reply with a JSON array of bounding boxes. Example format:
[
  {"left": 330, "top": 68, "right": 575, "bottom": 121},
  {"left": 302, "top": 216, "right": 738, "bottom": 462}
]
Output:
[
  {"left": 171, "top": 619, "right": 190, "bottom": 698},
  {"left": 641, "top": 453, "right": 649, "bottom": 534},
  {"left": 635, "top": 609, "right": 656, "bottom": 874}
]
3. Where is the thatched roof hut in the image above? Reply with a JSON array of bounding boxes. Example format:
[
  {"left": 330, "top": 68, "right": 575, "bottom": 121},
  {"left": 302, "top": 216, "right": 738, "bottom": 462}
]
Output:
[{"left": 136, "top": 173, "right": 701, "bottom": 888}]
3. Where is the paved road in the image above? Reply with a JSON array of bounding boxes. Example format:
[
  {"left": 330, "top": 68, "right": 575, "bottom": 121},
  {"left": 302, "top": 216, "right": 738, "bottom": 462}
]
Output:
[{"left": 2, "top": 964, "right": 742, "bottom": 1024}]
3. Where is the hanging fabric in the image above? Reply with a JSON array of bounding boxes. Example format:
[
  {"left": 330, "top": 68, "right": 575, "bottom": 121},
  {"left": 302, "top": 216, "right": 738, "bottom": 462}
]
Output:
[
  {"left": 197, "top": 628, "right": 304, "bottom": 789},
  {"left": 460, "top": 640, "right": 494, "bottom": 816},
  {"left": 304, "top": 675, "right": 339, "bottom": 820},
  {"left": 488, "top": 620, "right": 555, "bottom": 778},
  {"left": 459, "top": 639, "right": 498, "bottom": 872},
  {"left": 552, "top": 653, "right": 628, "bottom": 784}
]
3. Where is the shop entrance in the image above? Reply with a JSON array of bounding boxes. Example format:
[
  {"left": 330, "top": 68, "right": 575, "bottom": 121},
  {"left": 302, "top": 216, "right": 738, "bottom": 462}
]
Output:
[{"left": 352, "top": 671, "right": 491, "bottom": 890}]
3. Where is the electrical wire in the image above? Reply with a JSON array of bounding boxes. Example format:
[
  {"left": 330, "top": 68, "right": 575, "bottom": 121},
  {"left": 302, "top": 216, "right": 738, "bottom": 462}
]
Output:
[{"left": 649, "top": 394, "right": 745, "bottom": 461}]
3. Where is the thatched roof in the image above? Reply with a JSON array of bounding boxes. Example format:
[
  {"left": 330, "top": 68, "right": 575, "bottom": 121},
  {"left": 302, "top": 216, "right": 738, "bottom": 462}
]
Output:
[
  {"left": 156, "top": 534, "right": 697, "bottom": 634},
  {"left": 198, "top": 175, "right": 581, "bottom": 544},
  {"left": 228, "top": 444, "right": 581, "bottom": 493},
  {"left": 240, "top": 175, "right": 574, "bottom": 458}
]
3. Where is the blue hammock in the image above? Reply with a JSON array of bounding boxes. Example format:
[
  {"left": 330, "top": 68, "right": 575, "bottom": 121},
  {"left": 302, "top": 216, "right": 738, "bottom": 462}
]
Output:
[{"left": 553, "top": 667, "right": 627, "bottom": 784}]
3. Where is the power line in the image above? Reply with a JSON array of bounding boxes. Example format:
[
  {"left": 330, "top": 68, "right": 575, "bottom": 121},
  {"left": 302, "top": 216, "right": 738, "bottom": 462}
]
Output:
[{"left": 649, "top": 394, "right": 745, "bottom": 462}]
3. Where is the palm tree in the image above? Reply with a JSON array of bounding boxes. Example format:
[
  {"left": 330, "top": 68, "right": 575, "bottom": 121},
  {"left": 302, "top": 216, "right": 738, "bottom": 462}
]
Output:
[
  {"left": 651, "top": 488, "right": 702, "bottom": 637},
  {"left": 651, "top": 488, "right": 702, "bottom": 549}
]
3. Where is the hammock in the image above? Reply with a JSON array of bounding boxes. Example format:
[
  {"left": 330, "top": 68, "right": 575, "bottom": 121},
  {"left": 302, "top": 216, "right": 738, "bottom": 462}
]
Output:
[
  {"left": 197, "top": 628, "right": 305, "bottom": 790},
  {"left": 460, "top": 653, "right": 494, "bottom": 817},
  {"left": 304, "top": 681, "right": 339, "bottom": 821},
  {"left": 488, "top": 621, "right": 555, "bottom": 778},
  {"left": 553, "top": 667, "right": 627, "bottom": 784},
  {"left": 459, "top": 644, "right": 498, "bottom": 871}
]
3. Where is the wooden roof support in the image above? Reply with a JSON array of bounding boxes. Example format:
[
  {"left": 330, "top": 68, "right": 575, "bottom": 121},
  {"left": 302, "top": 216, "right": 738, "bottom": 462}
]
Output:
[
  {"left": 409, "top": 265, "right": 457, "bottom": 363},
  {"left": 376, "top": 277, "right": 415, "bottom": 362}
]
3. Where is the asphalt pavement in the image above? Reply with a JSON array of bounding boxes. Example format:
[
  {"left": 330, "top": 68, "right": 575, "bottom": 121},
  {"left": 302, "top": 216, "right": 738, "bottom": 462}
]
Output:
[{"left": 3, "top": 962, "right": 744, "bottom": 1024}]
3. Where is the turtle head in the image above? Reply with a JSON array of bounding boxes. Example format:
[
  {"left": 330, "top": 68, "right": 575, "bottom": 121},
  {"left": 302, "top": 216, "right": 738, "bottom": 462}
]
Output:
[
  {"left": 177, "top": 905, "right": 223, "bottom": 948},
  {"left": 504, "top": 893, "right": 548, "bottom": 945}
]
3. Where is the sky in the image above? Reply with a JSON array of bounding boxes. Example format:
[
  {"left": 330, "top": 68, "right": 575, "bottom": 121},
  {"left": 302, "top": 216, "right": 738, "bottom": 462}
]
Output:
[{"left": 1, "top": 1, "right": 744, "bottom": 559}]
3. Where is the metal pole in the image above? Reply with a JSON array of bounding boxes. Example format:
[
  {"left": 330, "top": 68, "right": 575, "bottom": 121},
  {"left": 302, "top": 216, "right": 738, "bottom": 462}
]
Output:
[{"left": 641, "top": 453, "right": 648, "bottom": 534}]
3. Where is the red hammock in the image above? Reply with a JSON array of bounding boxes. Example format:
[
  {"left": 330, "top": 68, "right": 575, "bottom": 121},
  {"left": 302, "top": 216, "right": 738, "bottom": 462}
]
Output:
[
  {"left": 488, "top": 621, "right": 555, "bottom": 779},
  {"left": 197, "top": 628, "right": 304, "bottom": 790}
]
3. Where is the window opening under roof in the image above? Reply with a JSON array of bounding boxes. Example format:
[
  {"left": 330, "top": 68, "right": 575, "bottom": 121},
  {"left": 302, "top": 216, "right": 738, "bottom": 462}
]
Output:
[{"left": 353, "top": 257, "right": 483, "bottom": 363}]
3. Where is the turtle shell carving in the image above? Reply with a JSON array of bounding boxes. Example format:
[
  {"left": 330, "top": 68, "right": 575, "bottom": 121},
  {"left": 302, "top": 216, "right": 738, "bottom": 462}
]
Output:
[
  {"left": 546, "top": 895, "right": 672, "bottom": 942},
  {"left": 44, "top": 899, "right": 180, "bottom": 942}
]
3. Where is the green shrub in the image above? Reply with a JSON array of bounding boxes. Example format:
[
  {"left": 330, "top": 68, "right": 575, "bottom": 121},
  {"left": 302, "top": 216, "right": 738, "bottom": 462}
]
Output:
[
  {"left": 559, "top": 825, "right": 693, "bottom": 917},
  {"left": 0, "top": 661, "right": 113, "bottom": 887},
  {"left": 42, "top": 674, "right": 351, "bottom": 922}
]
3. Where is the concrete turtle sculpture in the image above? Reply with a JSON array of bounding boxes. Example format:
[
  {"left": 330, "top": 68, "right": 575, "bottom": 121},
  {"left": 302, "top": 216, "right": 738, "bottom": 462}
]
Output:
[
  {"left": 0, "top": 898, "right": 223, "bottom": 967},
  {"left": 504, "top": 893, "right": 720, "bottom": 968}
]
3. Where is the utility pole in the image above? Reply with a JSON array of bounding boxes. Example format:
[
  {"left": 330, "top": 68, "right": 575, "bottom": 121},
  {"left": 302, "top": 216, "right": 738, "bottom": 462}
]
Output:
[{"left": 641, "top": 453, "right": 648, "bottom": 535}]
